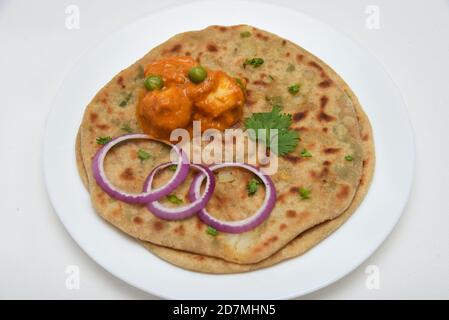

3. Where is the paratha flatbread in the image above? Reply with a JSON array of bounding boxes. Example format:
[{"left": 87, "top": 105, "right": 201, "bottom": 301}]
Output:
[{"left": 79, "top": 25, "right": 366, "bottom": 264}]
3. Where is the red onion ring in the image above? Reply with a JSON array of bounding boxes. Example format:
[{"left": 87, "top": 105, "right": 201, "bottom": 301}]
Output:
[
  {"left": 189, "top": 163, "right": 276, "bottom": 233},
  {"left": 92, "top": 133, "right": 189, "bottom": 204},
  {"left": 143, "top": 162, "right": 215, "bottom": 220}
]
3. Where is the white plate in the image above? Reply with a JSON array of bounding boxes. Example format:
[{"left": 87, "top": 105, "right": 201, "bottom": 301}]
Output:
[{"left": 43, "top": 1, "right": 414, "bottom": 299}]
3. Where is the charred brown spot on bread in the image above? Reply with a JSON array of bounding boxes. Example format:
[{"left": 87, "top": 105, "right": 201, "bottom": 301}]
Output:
[
  {"left": 246, "top": 99, "right": 256, "bottom": 106},
  {"left": 276, "top": 192, "right": 287, "bottom": 203},
  {"left": 185, "top": 51, "right": 191, "bottom": 56},
  {"left": 322, "top": 127, "right": 329, "bottom": 133},
  {"left": 196, "top": 52, "right": 203, "bottom": 63},
  {"left": 323, "top": 147, "right": 341, "bottom": 154},
  {"left": 319, "top": 79, "right": 332, "bottom": 88},
  {"left": 89, "top": 112, "right": 98, "bottom": 123},
  {"left": 194, "top": 255, "right": 205, "bottom": 261},
  {"left": 296, "top": 54, "right": 304, "bottom": 63},
  {"left": 153, "top": 221, "right": 164, "bottom": 231},
  {"left": 117, "top": 76, "right": 125, "bottom": 89},
  {"left": 120, "top": 168, "right": 134, "bottom": 181},
  {"left": 206, "top": 44, "right": 218, "bottom": 52},
  {"left": 309, "top": 170, "right": 317, "bottom": 179},
  {"left": 309, "top": 61, "right": 323, "bottom": 70},
  {"left": 129, "top": 149, "right": 137, "bottom": 160},
  {"left": 284, "top": 155, "right": 301, "bottom": 163},
  {"left": 285, "top": 52, "right": 290, "bottom": 57},
  {"left": 196, "top": 219, "right": 204, "bottom": 230},
  {"left": 320, "top": 96, "right": 329, "bottom": 108},
  {"left": 286, "top": 210, "right": 296, "bottom": 218},
  {"left": 253, "top": 80, "right": 269, "bottom": 86},
  {"left": 318, "top": 95, "right": 335, "bottom": 123},
  {"left": 293, "top": 111, "right": 308, "bottom": 122},
  {"left": 319, "top": 167, "right": 330, "bottom": 178},
  {"left": 169, "top": 44, "right": 182, "bottom": 53},
  {"left": 363, "top": 159, "right": 368, "bottom": 166},
  {"left": 279, "top": 223, "right": 287, "bottom": 230},
  {"left": 289, "top": 186, "right": 299, "bottom": 194},
  {"left": 323, "top": 160, "right": 331, "bottom": 166},
  {"left": 318, "top": 112, "right": 335, "bottom": 122},
  {"left": 308, "top": 61, "right": 328, "bottom": 78},
  {"left": 133, "top": 216, "right": 143, "bottom": 224},
  {"left": 173, "top": 225, "right": 185, "bottom": 235},
  {"left": 363, "top": 134, "right": 369, "bottom": 141},
  {"left": 219, "top": 26, "right": 227, "bottom": 32},
  {"left": 256, "top": 32, "right": 269, "bottom": 41},
  {"left": 262, "top": 236, "right": 279, "bottom": 247},
  {"left": 282, "top": 39, "right": 287, "bottom": 46},
  {"left": 95, "top": 123, "right": 109, "bottom": 130},
  {"left": 336, "top": 185, "right": 350, "bottom": 200}
]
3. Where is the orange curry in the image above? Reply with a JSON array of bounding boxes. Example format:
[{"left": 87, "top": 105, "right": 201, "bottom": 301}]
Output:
[{"left": 136, "top": 56, "right": 245, "bottom": 139}]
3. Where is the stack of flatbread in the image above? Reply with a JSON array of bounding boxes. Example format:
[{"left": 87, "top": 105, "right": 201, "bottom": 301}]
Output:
[{"left": 76, "top": 25, "right": 374, "bottom": 273}]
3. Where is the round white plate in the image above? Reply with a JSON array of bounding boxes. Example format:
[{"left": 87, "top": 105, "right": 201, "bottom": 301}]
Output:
[{"left": 44, "top": 1, "right": 414, "bottom": 299}]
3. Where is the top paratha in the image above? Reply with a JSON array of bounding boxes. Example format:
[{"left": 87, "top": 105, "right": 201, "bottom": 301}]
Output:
[{"left": 79, "top": 25, "right": 364, "bottom": 264}]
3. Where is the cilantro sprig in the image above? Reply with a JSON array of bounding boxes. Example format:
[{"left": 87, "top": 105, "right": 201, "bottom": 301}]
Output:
[
  {"left": 96, "top": 136, "right": 112, "bottom": 145},
  {"left": 243, "top": 57, "right": 264, "bottom": 68},
  {"left": 298, "top": 187, "right": 311, "bottom": 200},
  {"left": 247, "top": 178, "right": 261, "bottom": 196},
  {"left": 244, "top": 106, "right": 299, "bottom": 156},
  {"left": 206, "top": 226, "right": 218, "bottom": 236},
  {"left": 137, "top": 149, "right": 151, "bottom": 162},
  {"left": 166, "top": 194, "right": 183, "bottom": 205}
]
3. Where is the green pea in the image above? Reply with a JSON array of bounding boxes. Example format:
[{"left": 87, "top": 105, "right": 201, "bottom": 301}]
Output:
[
  {"left": 188, "top": 66, "right": 207, "bottom": 84},
  {"left": 144, "top": 75, "right": 164, "bottom": 91}
]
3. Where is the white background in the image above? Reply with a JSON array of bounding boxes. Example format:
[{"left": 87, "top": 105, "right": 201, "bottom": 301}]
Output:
[{"left": 0, "top": 0, "right": 448, "bottom": 299}]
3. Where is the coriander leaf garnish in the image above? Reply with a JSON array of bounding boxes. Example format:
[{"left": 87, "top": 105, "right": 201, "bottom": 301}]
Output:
[
  {"left": 288, "top": 84, "right": 300, "bottom": 95},
  {"left": 268, "top": 75, "right": 274, "bottom": 81},
  {"left": 244, "top": 106, "right": 299, "bottom": 156},
  {"left": 119, "top": 92, "right": 133, "bottom": 107},
  {"left": 247, "top": 178, "right": 261, "bottom": 196},
  {"left": 96, "top": 136, "right": 112, "bottom": 145},
  {"left": 345, "top": 155, "right": 354, "bottom": 161},
  {"left": 168, "top": 164, "right": 177, "bottom": 171},
  {"left": 300, "top": 149, "right": 312, "bottom": 157},
  {"left": 235, "top": 77, "right": 246, "bottom": 93},
  {"left": 286, "top": 64, "right": 295, "bottom": 72},
  {"left": 298, "top": 187, "right": 311, "bottom": 200},
  {"left": 166, "top": 194, "right": 183, "bottom": 205},
  {"left": 206, "top": 226, "right": 218, "bottom": 236},
  {"left": 243, "top": 57, "right": 264, "bottom": 68},
  {"left": 240, "top": 31, "right": 251, "bottom": 38},
  {"left": 121, "top": 123, "right": 132, "bottom": 133},
  {"left": 137, "top": 149, "right": 151, "bottom": 162}
]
